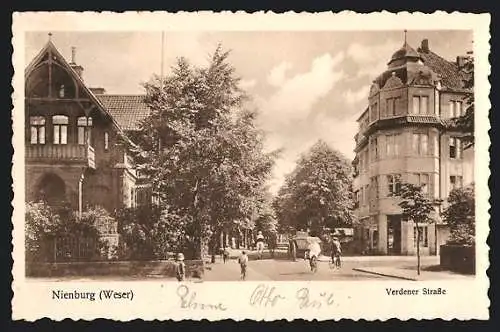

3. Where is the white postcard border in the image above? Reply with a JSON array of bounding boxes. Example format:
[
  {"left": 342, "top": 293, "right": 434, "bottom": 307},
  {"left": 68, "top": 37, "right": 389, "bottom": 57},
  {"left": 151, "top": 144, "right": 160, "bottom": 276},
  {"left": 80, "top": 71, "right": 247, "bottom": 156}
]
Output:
[{"left": 11, "top": 11, "right": 491, "bottom": 321}]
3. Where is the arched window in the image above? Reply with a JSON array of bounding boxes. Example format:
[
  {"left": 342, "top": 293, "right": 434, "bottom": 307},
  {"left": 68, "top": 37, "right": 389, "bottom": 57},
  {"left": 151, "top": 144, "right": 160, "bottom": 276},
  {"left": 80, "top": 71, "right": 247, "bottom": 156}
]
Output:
[
  {"left": 52, "top": 115, "right": 68, "bottom": 145},
  {"left": 30, "top": 116, "right": 46, "bottom": 144},
  {"left": 77, "top": 116, "right": 93, "bottom": 145}
]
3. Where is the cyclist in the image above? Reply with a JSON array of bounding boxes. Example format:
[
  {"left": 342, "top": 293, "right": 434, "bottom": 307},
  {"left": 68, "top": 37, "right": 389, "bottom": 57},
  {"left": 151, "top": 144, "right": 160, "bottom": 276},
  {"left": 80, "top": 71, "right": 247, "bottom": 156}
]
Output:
[{"left": 255, "top": 231, "right": 265, "bottom": 259}]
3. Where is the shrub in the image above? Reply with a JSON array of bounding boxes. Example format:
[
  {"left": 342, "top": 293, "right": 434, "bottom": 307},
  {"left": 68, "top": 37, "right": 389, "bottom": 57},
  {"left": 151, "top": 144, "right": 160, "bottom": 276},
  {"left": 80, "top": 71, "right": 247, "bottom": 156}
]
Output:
[
  {"left": 115, "top": 205, "right": 192, "bottom": 260},
  {"left": 442, "top": 185, "right": 475, "bottom": 246},
  {"left": 26, "top": 201, "right": 115, "bottom": 262},
  {"left": 25, "top": 201, "right": 62, "bottom": 262}
]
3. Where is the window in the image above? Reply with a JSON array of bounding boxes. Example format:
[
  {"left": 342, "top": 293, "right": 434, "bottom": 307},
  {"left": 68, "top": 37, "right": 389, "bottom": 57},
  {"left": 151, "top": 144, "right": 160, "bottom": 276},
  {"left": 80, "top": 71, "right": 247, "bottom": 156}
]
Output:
[
  {"left": 370, "top": 102, "right": 379, "bottom": 122},
  {"left": 387, "top": 174, "right": 401, "bottom": 195},
  {"left": 29, "top": 116, "right": 46, "bottom": 144},
  {"left": 370, "top": 177, "right": 379, "bottom": 200},
  {"left": 77, "top": 117, "right": 93, "bottom": 145},
  {"left": 434, "top": 135, "right": 439, "bottom": 157},
  {"left": 412, "top": 96, "right": 429, "bottom": 115},
  {"left": 414, "top": 226, "right": 429, "bottom": 247},
  {"left": 449, "top": 100, "right": 464, "bottom": 118},
  {"left": 52, "top": 115, "right": 68, "bottom": 145},
  {"left": 58, "top": 85, "right": 65, "bottom": 98},
  {"left": 412, "top": 133, "right": 428, "bottom": 155},
  {"left": 104, "top": 132, "right": 109, "bottom": 151},
  {"left": 450, "top": 175, "right": 463, "bottom": 191},
  {"left": 386, "top": 134, "right": 400, "bottom": 157},
  {"left": 370, "top": 137, "right": 378, "bottom": 161},
  {"left": 413, "top": 173, "right": 430, "bottom": 194},
  {"left": 449, "top": 137, "right": 463, "bottom": 159},
  {"left": 386, "top": 97, "right": 399, "bottom": 117}
]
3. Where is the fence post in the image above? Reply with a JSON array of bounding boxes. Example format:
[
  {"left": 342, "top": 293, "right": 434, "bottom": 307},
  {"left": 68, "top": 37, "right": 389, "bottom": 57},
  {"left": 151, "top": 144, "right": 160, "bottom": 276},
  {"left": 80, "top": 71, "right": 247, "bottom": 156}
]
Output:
[{"left": 53, "top": 237, "right": 57, "bottom": 263}]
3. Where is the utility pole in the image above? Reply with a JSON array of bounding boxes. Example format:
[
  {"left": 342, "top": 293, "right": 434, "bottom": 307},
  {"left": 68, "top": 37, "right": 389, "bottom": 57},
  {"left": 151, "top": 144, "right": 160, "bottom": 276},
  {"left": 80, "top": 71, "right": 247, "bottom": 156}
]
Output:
[{"left": 160, "top": 31, "right": 165, "bottom": 90}]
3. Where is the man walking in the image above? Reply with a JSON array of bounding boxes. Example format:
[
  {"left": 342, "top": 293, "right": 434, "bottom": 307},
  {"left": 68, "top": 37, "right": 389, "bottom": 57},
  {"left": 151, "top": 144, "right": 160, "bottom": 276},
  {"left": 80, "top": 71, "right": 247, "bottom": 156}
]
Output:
[{"left": 238, "top": 250, "right": 249, "bottom": 280}]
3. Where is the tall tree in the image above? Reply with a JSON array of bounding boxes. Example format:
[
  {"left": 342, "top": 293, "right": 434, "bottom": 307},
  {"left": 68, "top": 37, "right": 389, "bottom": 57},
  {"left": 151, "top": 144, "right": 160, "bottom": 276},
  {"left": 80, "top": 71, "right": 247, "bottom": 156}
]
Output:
[
  {"left": 131, "top": 46, "right": 277, "bottom": 259},
  {"left": 392, "top": 183, "right": 441, "bottom": 275},
  {"left": 274, "top": 140, "right": 354, "bottom": 235}
]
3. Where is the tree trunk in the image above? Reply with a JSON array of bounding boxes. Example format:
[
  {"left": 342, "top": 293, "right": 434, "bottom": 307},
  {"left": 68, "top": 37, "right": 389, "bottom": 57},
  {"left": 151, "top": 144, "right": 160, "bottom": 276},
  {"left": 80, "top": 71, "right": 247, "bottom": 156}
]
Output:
[
  {"left": 192, "top": 178, "right": 203, "bottom": 260},
  {"left": 416, "top": 223, "right": 421, "bottom": 275}
]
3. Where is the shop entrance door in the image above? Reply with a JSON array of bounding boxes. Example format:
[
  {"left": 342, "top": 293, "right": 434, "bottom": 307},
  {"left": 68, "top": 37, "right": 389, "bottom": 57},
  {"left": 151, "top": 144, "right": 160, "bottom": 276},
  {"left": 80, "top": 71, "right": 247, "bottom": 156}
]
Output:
[{"left": 387, "top": 215, "right": 402, "bottom": 255}]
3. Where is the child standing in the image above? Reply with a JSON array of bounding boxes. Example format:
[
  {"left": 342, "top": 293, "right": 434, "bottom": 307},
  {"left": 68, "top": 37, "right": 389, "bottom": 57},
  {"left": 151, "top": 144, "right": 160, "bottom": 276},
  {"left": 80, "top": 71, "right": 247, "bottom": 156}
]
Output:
[
  {"left": 331, "top": 237, "right": 342, "bottom": 269},
  {"left": 238, "top": 251, "right": 249, "bottom": 280},
  {"left": 176, "top": 253, "right": 186, "bottom": 281}
]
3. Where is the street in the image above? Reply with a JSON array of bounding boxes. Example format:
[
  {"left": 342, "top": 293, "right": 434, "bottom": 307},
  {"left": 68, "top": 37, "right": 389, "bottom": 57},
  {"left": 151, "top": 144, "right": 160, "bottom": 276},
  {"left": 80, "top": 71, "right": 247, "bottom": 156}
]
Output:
[{"left": 203, "top": 255, "right": 442, "bottom": 281}]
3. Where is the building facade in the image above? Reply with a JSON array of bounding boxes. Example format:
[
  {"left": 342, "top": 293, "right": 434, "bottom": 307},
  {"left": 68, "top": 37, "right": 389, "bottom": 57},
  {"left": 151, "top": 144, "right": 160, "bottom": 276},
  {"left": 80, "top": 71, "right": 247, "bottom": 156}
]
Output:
[
  {"left": 352, "top": 38, "right": 474, "bottom": 256},
  {"left": 25, "top": 39, "right": 152, "bottom": 243}
]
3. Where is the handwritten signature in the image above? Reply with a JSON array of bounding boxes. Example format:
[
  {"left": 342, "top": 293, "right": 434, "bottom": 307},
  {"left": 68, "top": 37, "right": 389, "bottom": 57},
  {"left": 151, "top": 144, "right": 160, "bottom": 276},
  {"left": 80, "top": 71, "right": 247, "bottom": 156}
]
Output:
[
  {"left": 249, "top": 284, "right": 334, "bottom": 309},
  {"left": 177, "top": 285, "right": 227, "bottom": 311},
  {"left": 249, "top": 284, "right": 286, "bottom": 307}
]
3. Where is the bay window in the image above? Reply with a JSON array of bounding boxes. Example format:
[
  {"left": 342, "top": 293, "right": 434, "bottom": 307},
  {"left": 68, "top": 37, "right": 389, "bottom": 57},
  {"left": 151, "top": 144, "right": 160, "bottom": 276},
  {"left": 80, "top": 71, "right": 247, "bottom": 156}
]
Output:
[
  {"left": 412, "top": 96, "right": 429, "bottom": 115},
  {"left": 387, "top": 174, "right": 401, "bottom": 195},
  {"left": 412, "top": 133, "right": 428, "bottom": 155}
]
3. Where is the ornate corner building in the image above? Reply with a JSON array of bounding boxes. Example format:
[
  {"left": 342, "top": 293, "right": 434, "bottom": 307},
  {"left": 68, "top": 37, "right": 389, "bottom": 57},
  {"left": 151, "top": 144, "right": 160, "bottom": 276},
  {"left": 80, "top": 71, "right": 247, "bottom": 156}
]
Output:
[
  {"left": 352, "top": 38, "right": 474, "bottom": 256},
  {"left": 24, "top": 39, "right": 153, "bottom": 246}
]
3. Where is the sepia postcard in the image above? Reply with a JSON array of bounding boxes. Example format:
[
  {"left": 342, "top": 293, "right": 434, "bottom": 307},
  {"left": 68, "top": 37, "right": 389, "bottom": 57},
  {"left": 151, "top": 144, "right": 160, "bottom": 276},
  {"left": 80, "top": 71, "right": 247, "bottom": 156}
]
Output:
[{"left": 11, "top": 11, "right": 490, "bottom": 321}]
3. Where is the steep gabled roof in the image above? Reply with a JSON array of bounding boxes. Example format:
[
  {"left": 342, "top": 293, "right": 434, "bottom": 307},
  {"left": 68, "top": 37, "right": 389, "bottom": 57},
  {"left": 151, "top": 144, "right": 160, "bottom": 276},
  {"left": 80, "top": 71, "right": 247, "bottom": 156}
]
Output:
[
  {"left": 25, "top": 40, "right": 137, "bottom": 147},
  {"left": 96, "top": 94, "right": 151, "bottom": 131}
]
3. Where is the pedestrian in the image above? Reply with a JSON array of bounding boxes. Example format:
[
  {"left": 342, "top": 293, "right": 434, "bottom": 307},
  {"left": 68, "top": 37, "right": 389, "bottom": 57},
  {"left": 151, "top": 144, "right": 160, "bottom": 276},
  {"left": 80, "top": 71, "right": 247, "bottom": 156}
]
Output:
[
  {"left": 238, "top": 250, "right": 249, "bottom": 280},
  {"left": 331, "top": 237, "right": 342, "bottom": 269},
  {"left": 176, "top": 252, "right": 186, "bottom": 282},
  {"left": 223, "top": 247, "right": 230, "bottom": 264},
  {"left": 268, "top": 232, "right": 277, "bottom": 258},
  {"left": 289, "top": 238, "right": 297, "bottom": 262}
]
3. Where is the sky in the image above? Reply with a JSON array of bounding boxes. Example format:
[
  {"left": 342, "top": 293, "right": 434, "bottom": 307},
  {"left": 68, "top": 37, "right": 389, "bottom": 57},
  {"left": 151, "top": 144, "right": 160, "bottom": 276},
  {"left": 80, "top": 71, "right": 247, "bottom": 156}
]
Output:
[{"left": 25, "top": 30, "right": 472, "bottom": 193}]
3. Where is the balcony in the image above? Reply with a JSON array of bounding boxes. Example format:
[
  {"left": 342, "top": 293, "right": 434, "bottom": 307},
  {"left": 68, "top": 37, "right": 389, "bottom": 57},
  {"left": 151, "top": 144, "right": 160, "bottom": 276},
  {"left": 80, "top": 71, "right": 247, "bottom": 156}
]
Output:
[{"left": 26, "top": 144, "right": 96, "bottom": 169}]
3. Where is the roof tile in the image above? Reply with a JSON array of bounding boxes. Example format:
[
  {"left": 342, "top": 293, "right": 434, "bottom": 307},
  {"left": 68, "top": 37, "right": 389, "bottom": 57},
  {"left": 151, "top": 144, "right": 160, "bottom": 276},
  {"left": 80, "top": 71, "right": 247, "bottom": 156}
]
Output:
[
  {"left": 96, "top": 94, "right": 150, "bottom": 131},
  {"left": 418, "top": 50, "right": 470, "bottom": 91}
]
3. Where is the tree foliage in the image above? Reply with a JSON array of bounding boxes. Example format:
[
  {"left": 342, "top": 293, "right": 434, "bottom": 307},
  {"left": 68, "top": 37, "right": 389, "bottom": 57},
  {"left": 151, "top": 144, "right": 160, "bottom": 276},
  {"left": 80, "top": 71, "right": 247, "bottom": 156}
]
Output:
[
  {"left": 274, "top": 140, "right": 354, "bottom": 234},
  {"left": 449, "top": 54, "right": 474, "bottom": 149},
  {"left": 130, "top": 45, "right": 278, "bottom": 259},
  {"left": 442, "top": 184, "right": 475, "bottom": 246},
  {"left": 391, "top": 183, "right": 441, "bottom": 274}
]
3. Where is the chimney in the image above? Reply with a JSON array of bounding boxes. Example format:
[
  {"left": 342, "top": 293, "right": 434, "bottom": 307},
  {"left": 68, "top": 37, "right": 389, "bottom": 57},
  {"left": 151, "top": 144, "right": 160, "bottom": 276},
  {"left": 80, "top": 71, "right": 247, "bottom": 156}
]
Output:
[
  {"left": 456, "top": 56, "right": 469, "bottom": 69},
  {"left": 69, "top": 46, "right": 84, "bottom": 79},
  {"left": 421, "top": 39, "right": 429, "bottom": 53},
  {"left": 90, "top": 87, "right": 106, "bottom": 95}
]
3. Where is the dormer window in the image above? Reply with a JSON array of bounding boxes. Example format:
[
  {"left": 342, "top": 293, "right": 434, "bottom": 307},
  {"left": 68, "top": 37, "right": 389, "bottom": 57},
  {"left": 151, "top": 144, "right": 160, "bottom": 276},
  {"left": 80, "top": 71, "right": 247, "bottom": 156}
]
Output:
[
  {"left": 77, "top": 116, "right": 93, "bottom": 145},
  {"left": 30, "top": 116, "right": 46, "bottom": 144},
  {"left": 52, "top": 115, "right": 68, "bottom": 145}
]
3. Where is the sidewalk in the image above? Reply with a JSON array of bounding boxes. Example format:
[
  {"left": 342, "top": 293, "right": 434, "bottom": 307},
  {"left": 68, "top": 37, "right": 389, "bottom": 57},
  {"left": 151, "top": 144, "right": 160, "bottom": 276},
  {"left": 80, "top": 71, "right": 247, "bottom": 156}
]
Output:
[{"left": 353, "top": 265, "right": 474, "bottom": 281}]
